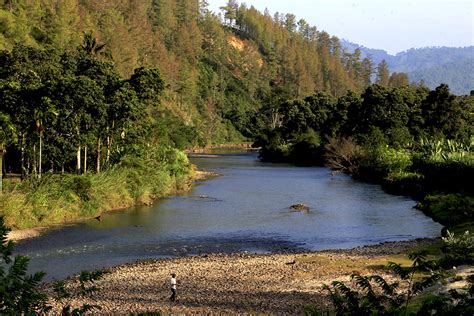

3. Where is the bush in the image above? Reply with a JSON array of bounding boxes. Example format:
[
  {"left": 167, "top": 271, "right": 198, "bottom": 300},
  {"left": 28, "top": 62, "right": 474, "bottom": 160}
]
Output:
[
  {"left": 324, "top": 137, "right": 362, "bottom": 173},
  {"left": 413, "top": 159, "right": 474, "bottom": 194},
  {"left": 0, "top": 216, "right": 103, "bottom": 314},
  {"left": 417, "top": 194, "right": 474, "bottom": 227},
  {"left": 69, "top": 176, "right": 93, "bottom": 201},
  {"left": 0, "top": 217, "right": 49, "bottom": 313},
  {"left": 439, "top": 230, "right": 474, "bottom": 266},
  {"left": 289, "top": 129, "right": 323, "bottom": 165},
  {"left": 308, "top": 252, "right": 441, "bottom": 316},
  {"left": 371, "top": 145, "right": 413, "bottom": 174},
  {"left": 387, "top": 126, "right": 413, "bottom": 149},
  {"left": 308, "top": 233, "right": 474, "bottom": 315},
  {"left": 256, "top": 131, "right": 291, "bottom": 162}
]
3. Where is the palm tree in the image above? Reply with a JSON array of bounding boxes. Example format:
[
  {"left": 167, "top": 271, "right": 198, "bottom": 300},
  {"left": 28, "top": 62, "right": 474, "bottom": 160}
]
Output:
[{"left": 80, "top": 32, "right": 109, "bottom": 58}]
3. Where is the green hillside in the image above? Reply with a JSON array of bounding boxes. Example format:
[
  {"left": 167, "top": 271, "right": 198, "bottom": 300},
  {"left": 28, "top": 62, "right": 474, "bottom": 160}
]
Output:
[{"left": 0, "top": 0, "right": 373, "bottom": 145}]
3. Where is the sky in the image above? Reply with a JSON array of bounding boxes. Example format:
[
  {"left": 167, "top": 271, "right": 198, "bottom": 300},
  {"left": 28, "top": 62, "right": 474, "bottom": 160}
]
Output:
[{"left": 207, "top": 0, "right": 474, "bottom": 55}]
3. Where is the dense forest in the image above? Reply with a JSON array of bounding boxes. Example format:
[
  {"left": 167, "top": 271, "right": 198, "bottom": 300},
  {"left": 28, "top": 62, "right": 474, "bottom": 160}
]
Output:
[
  {"left": 0, "top": 0, "right": 381, "bottom": 148},
  {"left": 0, "top": 0, "right": 472, "bottom": 228},
  {"left": 342, "top": 41, "right": 474, "bottom": 95},
  {"left": 0, "top": 1, "right": 473, "bottom": 314}
]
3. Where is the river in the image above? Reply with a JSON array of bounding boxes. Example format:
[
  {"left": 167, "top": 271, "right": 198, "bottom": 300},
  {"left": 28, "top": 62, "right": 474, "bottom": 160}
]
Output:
[{"left": 15, "top": 151, "right": 442, "bottom": 281}]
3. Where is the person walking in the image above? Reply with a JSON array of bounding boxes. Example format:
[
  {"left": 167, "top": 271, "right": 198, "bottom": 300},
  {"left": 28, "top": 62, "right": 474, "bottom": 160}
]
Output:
[{"left": 169, "top": 273, "right": 177, "bottom": 302}]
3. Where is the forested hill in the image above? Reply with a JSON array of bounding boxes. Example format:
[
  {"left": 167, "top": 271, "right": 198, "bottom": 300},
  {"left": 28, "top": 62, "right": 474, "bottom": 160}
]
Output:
[
  {"left": 0, "top": 0, "right": 374, "bottom": 146},
  {"left": 341, "top": 40, "right": 474, "bottom": 95}
]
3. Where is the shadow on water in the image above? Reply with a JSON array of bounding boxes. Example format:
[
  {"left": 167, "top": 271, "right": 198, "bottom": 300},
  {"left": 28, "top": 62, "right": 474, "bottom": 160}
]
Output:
[{"left": 15, "top": 151, "right": 442, "bottom": 281}]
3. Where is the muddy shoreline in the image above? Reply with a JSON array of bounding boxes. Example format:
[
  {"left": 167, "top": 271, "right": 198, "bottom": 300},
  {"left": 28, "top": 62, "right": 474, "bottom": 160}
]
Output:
[{"left": 46, "top": 238, "right": 438, "bottom": 314}]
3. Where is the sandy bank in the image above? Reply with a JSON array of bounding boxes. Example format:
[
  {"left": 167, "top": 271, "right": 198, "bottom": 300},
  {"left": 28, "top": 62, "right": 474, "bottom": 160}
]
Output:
[
  {"left": 7, "top": 227, "right": 46, "bottom": 241},
  {"left": 46, "top": 238, "right": 438, "bottom": 314}
]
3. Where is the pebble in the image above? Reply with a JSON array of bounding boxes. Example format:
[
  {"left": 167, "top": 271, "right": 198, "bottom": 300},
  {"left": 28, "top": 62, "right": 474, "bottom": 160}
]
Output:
[{"left": 45, "top": 238, "right": 440, "bottom": 314}]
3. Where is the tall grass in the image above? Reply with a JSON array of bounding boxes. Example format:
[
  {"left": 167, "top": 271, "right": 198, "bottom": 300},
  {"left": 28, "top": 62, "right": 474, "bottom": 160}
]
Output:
[{"left": 0, "top": 147, "right": 193, "bottom": 230}]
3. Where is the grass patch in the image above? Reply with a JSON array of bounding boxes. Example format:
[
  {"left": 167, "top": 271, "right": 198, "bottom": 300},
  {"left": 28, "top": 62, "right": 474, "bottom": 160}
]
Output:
[
  {"left": 417, "top": 194, "right": 474, "bottom": 228},
  {"left": 0, "top": 147, "right": 192, "bottom": 230}
]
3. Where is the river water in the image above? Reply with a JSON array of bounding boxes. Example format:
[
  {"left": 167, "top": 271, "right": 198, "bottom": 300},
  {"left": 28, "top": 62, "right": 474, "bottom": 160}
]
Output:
[{"left": 15, "top": 151, "right": 442, "bottom": 281}]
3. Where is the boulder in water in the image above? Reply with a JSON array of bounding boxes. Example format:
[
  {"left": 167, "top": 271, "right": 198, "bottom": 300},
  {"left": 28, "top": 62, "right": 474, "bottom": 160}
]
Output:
[{"left": 289, "top": 203, "right": 310, "bottom": 212}]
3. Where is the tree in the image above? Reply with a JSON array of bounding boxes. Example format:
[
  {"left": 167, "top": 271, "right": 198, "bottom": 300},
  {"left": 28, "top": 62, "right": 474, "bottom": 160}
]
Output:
[
  {"left": 376, "top": 59, "right": 390, "bottom": 87},
  {"left": 0, "top": 112, "right": 16, "bottom": 193},
  {"left": 346, "top": 84, "right": 409, "bottom": 138},
  {"left": 79, "top": 32, "right": 107, "bottom": 58},
  {"left": 220, "top": 0, "right": 238, "bottom": 26},
  {"left": 284, "top": 13, "right": 297, "bottom": 33},
  {"left": 421, "top": 84, "right": 472, "bottom": 140},
  {"left": 33, "top": 96, "right": 58, "bottom": 179},
  {"left": 389, "top": 72, "right": 409, "bottom": 88}
]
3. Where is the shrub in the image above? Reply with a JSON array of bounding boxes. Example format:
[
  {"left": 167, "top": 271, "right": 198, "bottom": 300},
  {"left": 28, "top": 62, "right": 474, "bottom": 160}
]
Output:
[
  {"left": 439, "top": 230, "right": 474, "bottom": 266},
  {"left": 0, "top": 216, "right": 103, "bottom": 314},
  {"left": 372, "top": 145, "right": 413, "bottom": 174},
  {"left": 289, "top": 129, "right": 323, "bottom": 165},
  {"left": 308, "top": 234, "right": 474, "bottom": 315},
  {"left": 417, "top": 194, "right": 474, "bottom": 227},
  {"left": 69, "top": 176, "right": 93, "bottom": 201},
  {"left": 324, "top": 137, "right": 362, "bottom": 173},
  {"left": 0, "top": 217, "right": 49, "bottom": 313}
]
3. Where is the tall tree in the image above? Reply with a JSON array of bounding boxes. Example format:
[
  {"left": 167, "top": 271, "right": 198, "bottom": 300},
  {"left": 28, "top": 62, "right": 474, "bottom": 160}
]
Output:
[
  {"left": 0, "top": 112, "right": 16, "bottom": 193},
  {"left": 376, "top": 59, "right": 390, "bottom": 87},
  {"left": 220, "top": 0, "right": 238, "bottom": 26}
]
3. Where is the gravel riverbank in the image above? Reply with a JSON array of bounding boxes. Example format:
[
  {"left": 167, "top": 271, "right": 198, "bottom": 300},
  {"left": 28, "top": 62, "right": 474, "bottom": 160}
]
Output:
[{"left": 46, "top": 238, "right": 438, "bottom": 314}]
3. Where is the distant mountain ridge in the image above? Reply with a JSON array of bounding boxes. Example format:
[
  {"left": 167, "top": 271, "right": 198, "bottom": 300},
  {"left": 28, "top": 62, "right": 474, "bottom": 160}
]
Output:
[{"left": 341, "top": 40, "right": 474, "bottom": 95}]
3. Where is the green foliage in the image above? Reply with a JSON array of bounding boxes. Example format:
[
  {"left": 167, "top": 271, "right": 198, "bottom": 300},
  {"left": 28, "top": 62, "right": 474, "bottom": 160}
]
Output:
[
  {"left": 69, "top": 176, "right": 93, "bottom": 201},
  {"left": 421, "top": 84, "right": 473, "bottom": 141},
  {"left": 417, "top": 194, "right": 474, "bottom": 229},
  {"left": 0, "top": 215, "right": 106, "bottom": 314},
  {"left": 0, "top": 145, "right": 191, "bottom": 229},
  {"left": 53, "top": 270, "right": 104, "bottom": 315},
  {"left": 416, "top": 288, "right": 474, "bottom": 316},
  {"left": 417, "top": 138, "right": 473, "bottom": 164},
  {"left": 439, "top": 230, "right": 474, "bottom": 266},
  {"left": 0, "top": 0, "right": 376, "bottom": 145},
  {"left": 0, "top": 217, "right": 50, "bottom": 314},
  {"left": 312, "top": 237, "right": 474, "bottom": 315},
  {"left": 288, "top": 129, "right": 323, "bottom": 165},
  {"left": 368, "top": 145, "right": 413, "bottom": 175},
  {"left": 319, "top": 274, "right": 402, "bottom": 315}
]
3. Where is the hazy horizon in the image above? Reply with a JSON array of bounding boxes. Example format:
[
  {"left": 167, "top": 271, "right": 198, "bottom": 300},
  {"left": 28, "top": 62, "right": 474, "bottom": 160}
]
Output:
[{"left": 207, "top": 0, "right": 474, "bottom": 55}]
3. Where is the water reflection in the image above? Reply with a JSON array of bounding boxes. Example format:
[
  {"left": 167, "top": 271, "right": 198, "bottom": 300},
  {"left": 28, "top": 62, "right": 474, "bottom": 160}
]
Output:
[{"left": 15, "top": 152, "right": 442, "bottom": 281}]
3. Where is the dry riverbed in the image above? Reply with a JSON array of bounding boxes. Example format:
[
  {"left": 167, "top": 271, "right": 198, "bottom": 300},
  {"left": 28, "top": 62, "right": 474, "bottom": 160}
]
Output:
[{"left": 46, "top": 239, "right": 437, "bottom": 314}]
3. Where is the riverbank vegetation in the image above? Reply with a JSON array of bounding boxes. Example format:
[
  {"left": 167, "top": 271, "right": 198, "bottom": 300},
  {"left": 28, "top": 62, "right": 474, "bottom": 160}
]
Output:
[
  {"left": 0, "top": 147, "right": 191, "bottom": 230},
  {"left": 307, "top": 231, "right": 474, "bottom": 315},
  {"left": 0, "top": 0, "right": 393, "bottom": 229},
  {"left": 0, "top": 37, "right": 192, "bottom": 229},
  {"left": 255, "top": 83, "right": 473, "bottom": 233}
]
